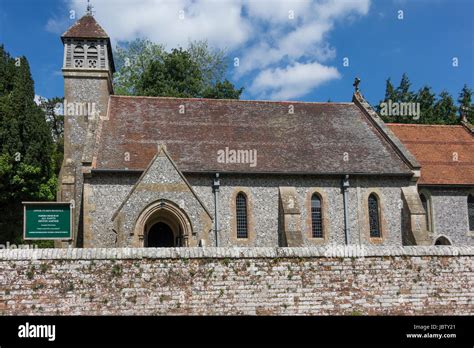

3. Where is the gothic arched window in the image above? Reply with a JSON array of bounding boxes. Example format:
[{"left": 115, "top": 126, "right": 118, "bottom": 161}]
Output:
[
  {"left": 420, "top": 193, "right": 432, "bottom": 231},
  {"left": 73, "top": 46, "right": 84, "bottom": 68},
  {"left": 468, "top": 194, "right": 474, "bottom": 232},
  {"left": 368, "top": 194, "right": 381, "bottom": 238},
  {"left": 236, "top": 193, "right": 248, "bottom": 238},
  {"left": 87, "top": 45, "right": 98, "bottom": 68},
  {"left": 311, "top": 194, "right": 323, "bottom": 238}
]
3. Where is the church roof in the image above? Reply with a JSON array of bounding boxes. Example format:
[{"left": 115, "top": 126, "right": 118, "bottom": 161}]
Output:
[
  {"left": 91, "top": 96, "right": 414, "bottom": 176},
  {"left": 388, "top": 124, "right": 474, "bottom": 185},
  {"left": 62, "top": 14, "right": 109, "bottom": 40}
]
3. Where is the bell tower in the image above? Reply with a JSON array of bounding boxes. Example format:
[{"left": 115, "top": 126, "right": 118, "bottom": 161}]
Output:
[{"left": 57, "top": 8, "right": 115, "bottom": 247}]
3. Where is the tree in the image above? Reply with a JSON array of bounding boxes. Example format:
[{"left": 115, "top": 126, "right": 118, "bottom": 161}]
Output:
[
  {"left": 457, "top": 84, "right": 474, "bottom": 124},
  {"left": 187, "top": 40, "right": 227, "bottom": 92},
  {"left": 377, "top": 72, "right": 473, "bottom": 125},
  {"left": 377, "top": 78, "right": 397, "bottom": 122},
  {"left": 395, "top": 73, "right": 415, "bottom": 103},
  {"left": 0, "top": 46, "right": 56, "bottom": 245},
  {"left": 39, "top": 96, "right": 64, "bottom": 175},
  {"left": 137, "top": 48, "right": 203, "bottom": 98},
  {"left": 203, "top": 79, "right": 244, "bottom": 99},
  {"left": 434, "top": 91, "right": 458, "bottom": 125},
  {"left": 414, "top": 86, "right": 436, "bottom": 124},
  {"left": 113, "top": 39, "right": 165, "bottom": 95},
  {"left": 113, "top": 39, "right": 243, "bottom": 99}
]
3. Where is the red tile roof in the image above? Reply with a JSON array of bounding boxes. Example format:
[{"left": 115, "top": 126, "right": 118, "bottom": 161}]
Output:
[
  {"left": 388, "top": 124, "right": 474, "bottom": 185},
  {"left": 62, "top": 14, "right": 109, "bottom": 39},
  {"left": 92, "top": 96, "right": 413, "bottom": 175}
]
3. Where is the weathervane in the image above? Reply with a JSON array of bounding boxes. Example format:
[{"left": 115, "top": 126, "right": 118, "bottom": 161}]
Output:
[
  {"left": 86, "top": 0, "right": 94, "bottom": 16},
  {"left": 353, "top": 77, "right": 361, "bottom": 93}
]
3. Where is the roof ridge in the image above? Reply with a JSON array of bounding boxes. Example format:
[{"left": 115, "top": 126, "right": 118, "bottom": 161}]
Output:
[{"left": 109, "top": 95, "right": 353, "bottom": 105}]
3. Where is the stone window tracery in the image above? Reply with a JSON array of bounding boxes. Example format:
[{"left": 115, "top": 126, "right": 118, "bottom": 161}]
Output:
[
  {"left": 87, "top": 45, "right": 98, "bottom": 68},
  {"left": 73, "top": 45, "right": 84, "bottom": 68}
]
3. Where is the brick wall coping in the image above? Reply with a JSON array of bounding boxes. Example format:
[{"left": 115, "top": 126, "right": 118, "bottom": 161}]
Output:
[{"left": 0, "top": 246, "right": 473, "bottom": 260}]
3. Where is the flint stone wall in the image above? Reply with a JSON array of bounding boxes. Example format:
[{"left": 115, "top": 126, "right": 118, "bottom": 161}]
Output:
[{"left": 0, "top": 246, "right": 472, "bottom": 315}]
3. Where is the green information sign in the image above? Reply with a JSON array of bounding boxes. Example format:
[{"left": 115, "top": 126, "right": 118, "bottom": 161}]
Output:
[{"left": 23, "top": 202, "right": 73, "bottom": 240}]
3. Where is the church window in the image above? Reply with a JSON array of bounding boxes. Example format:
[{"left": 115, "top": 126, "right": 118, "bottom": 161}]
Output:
[
  {"left": 73, "top": 45, "right": 84, "bottom": 68},
  {"left": 368, "top": 194, "right": 381, "bottom": 238},
  {"left": 435, "top": 236, "right": 451, "bottom": 245},
  {"left": 311, "top": 194, "right": 323, "bottom": 238},
  {"left": 236, "top": 193, "right": 248, "bottom": 238}
]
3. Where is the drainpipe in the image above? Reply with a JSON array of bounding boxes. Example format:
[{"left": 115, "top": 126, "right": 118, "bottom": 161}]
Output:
[
  {"left": 212, "top": 173, "right": 220, "bottom": 247},
  {"left": 342, "top": 175, "right": 350, "bottom": 245}
]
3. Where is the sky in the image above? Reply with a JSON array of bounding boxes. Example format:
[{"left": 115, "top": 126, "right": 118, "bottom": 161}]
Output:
[{"left": 0, "top": 0, "right": 473, "bottom": 105}]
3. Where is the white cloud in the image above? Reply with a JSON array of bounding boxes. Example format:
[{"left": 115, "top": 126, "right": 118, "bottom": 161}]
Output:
[
  {"left": 34, "top": 95, "right": 43, "bottom": 106},
  {"left": 48, "top": 0, "right": 371, "bottom": 99},
  {"left": 245, "top": 0, "right": 312, "bottom": 23},
  {"left": 250, "top": 62, "right": 341, "bottom": 100},
  {"left": 45, "top": 16, "right": 70, "bottom": 35},
  {"left": 66, "top": 0, "right": 251, "bottom": 49}
]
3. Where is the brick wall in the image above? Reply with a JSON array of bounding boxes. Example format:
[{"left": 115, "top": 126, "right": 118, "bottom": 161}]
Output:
[{"left": 1, "top": 246, "right": 473, "bottom": 315}]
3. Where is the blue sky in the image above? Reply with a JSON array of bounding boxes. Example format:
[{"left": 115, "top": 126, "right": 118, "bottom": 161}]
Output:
[{"left": 0, "top": 0, "right": 473, "bottom": 106}]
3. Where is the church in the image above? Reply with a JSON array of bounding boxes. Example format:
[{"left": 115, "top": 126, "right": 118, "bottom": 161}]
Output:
[{"left": 57, "top": 13, "right": 474, "bottom": 249}]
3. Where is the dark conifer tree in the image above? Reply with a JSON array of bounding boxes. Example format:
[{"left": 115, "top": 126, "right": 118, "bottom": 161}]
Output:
[{"left": 0, "top": 46, "right": 55, "bottom": 244}]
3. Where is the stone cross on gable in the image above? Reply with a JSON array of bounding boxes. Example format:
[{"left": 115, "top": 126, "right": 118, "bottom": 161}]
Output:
[
  {"left": 353, "top": 77, "right": 361, "bottom": 93},
  {"left": 460, "top": 105, "right": 469, "bottom": 123}
]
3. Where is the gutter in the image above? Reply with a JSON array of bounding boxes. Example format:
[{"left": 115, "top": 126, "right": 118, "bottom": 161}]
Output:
[{"left": 342, "top": 175, "right": 350, "bottom": 245}]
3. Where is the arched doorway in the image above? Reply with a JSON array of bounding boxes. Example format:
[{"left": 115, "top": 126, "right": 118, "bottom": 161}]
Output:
[
  {"left": 147, "top": 222, "right": 174, "bottom": 247},
  {"left": 133, "top": 199, "right": 193, "bottom": 247},
  {"left": 434, "top": 236, "right": 452, "bottom": 245}
]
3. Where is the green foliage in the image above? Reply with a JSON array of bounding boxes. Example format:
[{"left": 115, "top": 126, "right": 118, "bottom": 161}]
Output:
[
  {"left": 113, "top": 39, "right": 242, "bottom": 99},
  {"left": 38, "top": 96, "right": 64, "bottom": 175},
  {"left": 0, "top": 45, "right": 57, "bottom": 245},
  {"left": 395, "top": 73, "right": 414, "bottom": 103},
  {"left": 114, "top": 39, "right": 166, "bottom": 95},
  {"left": 137, "top": 48, "right": 203, "bottom": 98},
  {"left": 458, "top": 84, "right": 474, "bottom": 123},
  {"left": 203, "top": 79, "right": 244, "bottom": 99},
  {"left": 434, "top": 91, "right": 458, "bottom": 125},
  {"left": 377, "top": 72, "right": 473, "bottom": 125},
  {"left": 414, "top": 86, "right": 436, "bottom": 124}
]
